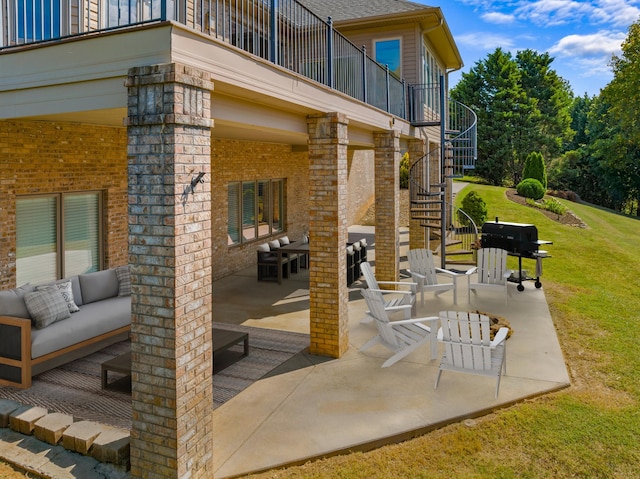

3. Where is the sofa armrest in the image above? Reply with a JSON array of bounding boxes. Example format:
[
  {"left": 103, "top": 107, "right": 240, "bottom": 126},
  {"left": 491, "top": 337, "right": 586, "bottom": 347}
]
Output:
[{"left": 0, "top": 315, "right": 32, "bottom": 389}]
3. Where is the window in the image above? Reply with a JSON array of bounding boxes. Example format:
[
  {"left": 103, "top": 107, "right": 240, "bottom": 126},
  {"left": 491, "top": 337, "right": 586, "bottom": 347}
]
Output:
[
  {"left": 16, "top": 192, "right": 102, "bottom": 285},
  {"left": 228, "top": 179, "right": 284, "bottom": 246},
  {"left": 374, "top": 38, "right": 401, "bottom": 78}
]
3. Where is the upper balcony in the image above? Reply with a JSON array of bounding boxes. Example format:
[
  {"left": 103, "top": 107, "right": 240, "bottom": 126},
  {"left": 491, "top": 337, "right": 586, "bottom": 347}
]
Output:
[{"left": 0, "top": 0, "right": 408, "bottom": 119}]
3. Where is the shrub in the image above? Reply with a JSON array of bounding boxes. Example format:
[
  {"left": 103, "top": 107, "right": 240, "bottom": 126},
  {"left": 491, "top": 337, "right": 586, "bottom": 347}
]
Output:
[
  {"left": 543, "top": 198, "right": 567, "bottom": 215},
  {"left": 399, "top": 152, "right": 410, "bottom": 189},
  {"left": 517, "top": 178, "right": 545, "bottom": 200},
  {"left": 459, "top": 190, "right": 488, "bottom": 227},
  {"left": 522, "top": 151, "right": 547, "bottom": 190}
]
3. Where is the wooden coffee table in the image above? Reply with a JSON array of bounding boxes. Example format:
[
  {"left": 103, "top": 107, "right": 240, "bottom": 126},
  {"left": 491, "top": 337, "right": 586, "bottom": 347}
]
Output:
[{"left": 101, "top": 328, "right": 249, "bottom": 389}]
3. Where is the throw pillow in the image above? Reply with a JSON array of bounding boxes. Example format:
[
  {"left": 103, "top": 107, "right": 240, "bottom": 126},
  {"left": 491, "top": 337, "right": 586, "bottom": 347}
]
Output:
[
  {"left": 115, "top": 265, "right": 132, "bottom": 296},
  {"left": 0, "top": 283, "right": 34, "bottom": 318},
  {"left": 36, "top": 280, "right": 80, "bottom": 313},
  {"left": 24, "top": 290, "right": 71, "bottom": 329}
]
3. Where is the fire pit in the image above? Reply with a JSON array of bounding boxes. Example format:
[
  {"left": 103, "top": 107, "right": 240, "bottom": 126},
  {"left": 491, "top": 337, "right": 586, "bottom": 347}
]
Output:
[{"left": 472, "top": 310, "right": 513, "bottom": 340}]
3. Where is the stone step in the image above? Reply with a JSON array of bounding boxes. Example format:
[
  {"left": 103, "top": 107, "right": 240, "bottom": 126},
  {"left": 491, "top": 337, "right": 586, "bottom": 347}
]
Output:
[{"left": 0, "top": 399, "right": 130, "bottom": 469}]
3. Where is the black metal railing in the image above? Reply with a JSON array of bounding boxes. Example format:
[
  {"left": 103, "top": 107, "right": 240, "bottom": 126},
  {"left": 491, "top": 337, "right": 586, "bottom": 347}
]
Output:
[{"left": 1, "top": 0, "right": 406, "bottom": 118}]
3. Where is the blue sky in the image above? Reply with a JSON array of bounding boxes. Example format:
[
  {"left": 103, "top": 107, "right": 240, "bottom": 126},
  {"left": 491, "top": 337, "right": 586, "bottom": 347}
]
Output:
[{"left": 415, "top": 0, "right": 640, "bottom": 96}]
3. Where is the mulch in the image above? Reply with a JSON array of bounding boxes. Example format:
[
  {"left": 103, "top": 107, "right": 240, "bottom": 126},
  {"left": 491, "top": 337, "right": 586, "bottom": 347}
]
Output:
[{"left": 505, "top": 189, "right": 586, "bottom": 227}]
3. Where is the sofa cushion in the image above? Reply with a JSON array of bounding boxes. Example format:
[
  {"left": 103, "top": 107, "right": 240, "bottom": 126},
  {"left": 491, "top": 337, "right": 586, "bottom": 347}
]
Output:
[
  {"left": 79, "top": 269, "right": 119, "bottom": 304},
  {"left": 115, "top": 265, "right": 131, "bottom": 296},
  {"left": 30, "top": 296, "right": 131, "bottom": 359},
  {"left": 35, "top": 280, "right": 80, "bottom": 313},
  {"left": 24, "top": 289, "right": 71, "bottom": 329},
  {"left": 0, "top": 283, "right": 34, "bottom": 319},
  {"left": 268, "top": 239, "right": 280, "bottom": 251}
]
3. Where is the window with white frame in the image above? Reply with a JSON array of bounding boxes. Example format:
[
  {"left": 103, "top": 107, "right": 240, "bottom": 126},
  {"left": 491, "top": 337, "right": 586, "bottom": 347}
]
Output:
[
  {"left": 228, "top": 179, "right": 284, "bottom": 246},
  {"left": 374, "top": 38, "right": 402, "bottom": 78},
  {"left": 16, "top": 192, "right": 102, "bottom": 285}
]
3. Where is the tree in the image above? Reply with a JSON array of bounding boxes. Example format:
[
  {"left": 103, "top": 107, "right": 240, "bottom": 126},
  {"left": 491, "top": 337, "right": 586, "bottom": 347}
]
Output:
[
  {"left": 399, "top": 152, "right": 410, "bottom": 189},
  {"left": 451, "top": 48, "right": 538, "bottom": 186},
  {"left": 516, "top": 50, "right": 574, "bottom": 158},
  {"left": 566, "top": 94, "right": 594, "bottom": 152},
  {"left": 522, "top": 151, "right": 547, "bottom": 190},
  {"left": 459, "top": 190, "right": 488, "bottom": 227}
]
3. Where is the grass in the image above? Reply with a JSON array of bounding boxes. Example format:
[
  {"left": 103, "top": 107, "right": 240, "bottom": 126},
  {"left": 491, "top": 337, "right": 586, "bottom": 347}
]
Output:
[{"left": 248, "top": 184, "right": 640, "bottom": 478}]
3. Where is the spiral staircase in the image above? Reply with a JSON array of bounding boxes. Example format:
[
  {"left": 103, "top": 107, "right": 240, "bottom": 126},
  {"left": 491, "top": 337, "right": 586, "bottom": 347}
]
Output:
[{"left": 407, "top": 77, "right": 478, "bottom": 267}]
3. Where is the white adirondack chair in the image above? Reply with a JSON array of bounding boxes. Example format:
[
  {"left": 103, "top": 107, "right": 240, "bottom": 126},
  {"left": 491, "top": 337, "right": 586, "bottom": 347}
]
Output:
[
  {"left": 360, "top": 289, "right": 439, "bottom": 367},
  {"left": 407, "top": 248, "right": 457, "bottom": 306},
  {"left": 435, "top": 310, "right": 509, "bottom": 398},
  {"left": 360, "top": 261, "right": 416, "bottom": 320},
  {"left": 468, "top": 248, "right": 511, "bottom": 304}
]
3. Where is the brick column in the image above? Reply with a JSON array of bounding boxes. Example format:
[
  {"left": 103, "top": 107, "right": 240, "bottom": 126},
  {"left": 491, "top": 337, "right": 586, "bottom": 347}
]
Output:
[
  {"left": 307, "top": 113, "right": 349, "bottom": 358},
  {"left": 125, "top": 63, "right": 214, "bottom": 478},
  {"left": 408, "top": 138, "right": 427, "bottom": 250},
  {"left": 374, "top": 130, "right": 401, "bottom": 283}
]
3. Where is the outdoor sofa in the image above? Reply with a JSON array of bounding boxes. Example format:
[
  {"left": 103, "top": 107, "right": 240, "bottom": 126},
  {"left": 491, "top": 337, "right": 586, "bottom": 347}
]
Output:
[{"left": 0, "top": 267, "right": 132, "bottom": 389}]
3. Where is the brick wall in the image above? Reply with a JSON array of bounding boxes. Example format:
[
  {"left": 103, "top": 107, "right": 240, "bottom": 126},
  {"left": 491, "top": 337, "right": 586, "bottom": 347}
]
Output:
[
  {"left": 0, "top": 120, "right": 371, "bottom": 290},
  {"left": 0, "top": 120, "right": 128, "bottom": 289},
  {"left": 346, "top": 149, "right": 375, "bottom": 226},
  {"left": 210, "top": 139, "right": 310, "bottom": 280}
]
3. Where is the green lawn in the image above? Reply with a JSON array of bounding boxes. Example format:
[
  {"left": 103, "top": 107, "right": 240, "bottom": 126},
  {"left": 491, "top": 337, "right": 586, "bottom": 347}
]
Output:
[{"left": 250, "top": 185, "right": 640, "bottom": 479}]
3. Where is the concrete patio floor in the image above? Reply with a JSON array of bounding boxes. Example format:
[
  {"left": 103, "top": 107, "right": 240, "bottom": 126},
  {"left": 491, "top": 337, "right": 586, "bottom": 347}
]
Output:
[{"left": 211, "top": 226, "right": 571, "bottom": 478}]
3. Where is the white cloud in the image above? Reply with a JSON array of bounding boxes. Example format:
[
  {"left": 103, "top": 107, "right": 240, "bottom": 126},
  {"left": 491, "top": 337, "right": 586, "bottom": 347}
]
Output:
[
  {"left": 481, "top": 11, "right": 516, "bottom": 24},
  {"left": 590, "top": 0, "right": 640, "bottom": 27},
  {"left": 514, "top": 0, "right": 640, "bottom": 27},
  {"left": 515, "top": 0, "right": 593, "bottom": 27},
  {"left": 549, "top": 30, "right": 626, "bottom": 57},
  {"left": 456, "top": 32, "right": 516, "bottom": 51}
]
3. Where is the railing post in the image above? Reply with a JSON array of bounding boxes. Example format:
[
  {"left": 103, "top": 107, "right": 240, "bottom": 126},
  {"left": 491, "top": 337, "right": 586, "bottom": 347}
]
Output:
[
  {"left": 327, "top": 17, "right": 333, "bottom": 88},
  {"left": 361, "top": 46, "right": 367, "bottom": 104},
  {"left": 161, "top": 0, "right": 167, "bottom": 21},
  {"left": 385, "top": 65, "right": 390, "bottom": 113},
  {"left": 402, "top": 79, "right": 406, "bottom": 120},
  {"left": 269, "top": 0, "right": 277, "bottom": 64},
  {"left": 439, "top": 74, "right": 447, "bottom": 268}
]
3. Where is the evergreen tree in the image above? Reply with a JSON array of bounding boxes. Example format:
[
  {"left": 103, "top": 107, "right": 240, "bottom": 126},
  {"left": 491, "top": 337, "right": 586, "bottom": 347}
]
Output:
[
  {"left": 522, "top": 151, "right": 547, "bottom": 190},
  {"left": 516, "top": 50, "right": 574, "bottom": 158},
  {"left": 451, "top": 48, "right": 538, "bottom": 186}
]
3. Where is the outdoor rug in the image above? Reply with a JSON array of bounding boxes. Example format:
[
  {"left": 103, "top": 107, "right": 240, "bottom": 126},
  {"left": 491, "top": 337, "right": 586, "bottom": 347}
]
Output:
[{"left": 0, "top": 323, "right": 309, "bottom": 430}]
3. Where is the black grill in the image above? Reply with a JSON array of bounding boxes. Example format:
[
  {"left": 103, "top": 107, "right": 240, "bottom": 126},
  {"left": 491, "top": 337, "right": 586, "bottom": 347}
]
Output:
[{"left": 481, "top": 219, "right": 552, "bottom": 291}]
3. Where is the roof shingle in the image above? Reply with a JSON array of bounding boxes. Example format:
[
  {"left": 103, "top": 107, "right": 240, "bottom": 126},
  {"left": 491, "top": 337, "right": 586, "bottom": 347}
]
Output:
[{"left": 298, "top": 0, "right": 433, "bottom": 22}]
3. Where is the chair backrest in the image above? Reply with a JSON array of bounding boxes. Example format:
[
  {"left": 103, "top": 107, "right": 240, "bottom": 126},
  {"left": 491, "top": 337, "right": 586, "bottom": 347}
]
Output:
[
  {"left": 476, "top": 248, "right": 508, "bottom": 285},
  {"left": 361, "top": 289, "right": 398, "bottom": 347},
  {"left": 407, "top": 249, "right": 438, "bottom": 285},
  {"left": 439, "top": 311, "right": 492, "bottom": 371},
  {"left": 360, "top": 262, "right": 379, "bottom": 290}
]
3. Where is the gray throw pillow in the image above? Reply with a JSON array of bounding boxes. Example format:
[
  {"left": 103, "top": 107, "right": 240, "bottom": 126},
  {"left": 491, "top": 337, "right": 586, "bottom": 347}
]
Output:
[
  {"left": 24, "top": 290, "right": 71, "bottom": 329},
  {"left": 36, "top": 280, "right": 80, "bottom": 313},
  {"left": 115, "top": 265, "right": 131, "bottom": 296},
  {"left": 0, "top": 283, "right": 34, "bottom": 318},
  {"left": 79, "top": 269, "right": 119, "bottom": 304}
]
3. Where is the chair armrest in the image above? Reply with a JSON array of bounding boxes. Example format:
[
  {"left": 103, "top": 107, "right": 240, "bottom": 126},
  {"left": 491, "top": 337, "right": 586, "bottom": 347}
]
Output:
[
  {"left": 391, "top": 316, "right": 439, "bottom": 327},
  {"left": 408, "top": 271, "right": 426, "bottom": 281},
  {"left": 368, "top": 288, "right": 414, "bottom": 296},
  {"left": 465, "top": 267, "right": 478, "bottom": 275},
  {"left": 376, "top": 281, "right": 418, "bottom": 293},
  {"left": 434, "top": 268, "right": 457, "bottom": 277},
  {"left": 490, "top": 327, "right": 510, "bottom": 347},
  {"left": 503, "top": 270, "right": 512, "bottom": 279}
]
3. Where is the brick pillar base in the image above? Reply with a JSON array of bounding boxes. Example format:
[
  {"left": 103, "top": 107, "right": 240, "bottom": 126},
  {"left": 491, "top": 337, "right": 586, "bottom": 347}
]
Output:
[
  {"left": 126, "top": 63, "right": 214, "bottom": 479},
  {"left": 374, "top": 130, "right": 401, "bottom": 284},
  {"left": 307, "top": 113, "right": 349, "bottom": 358}
]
